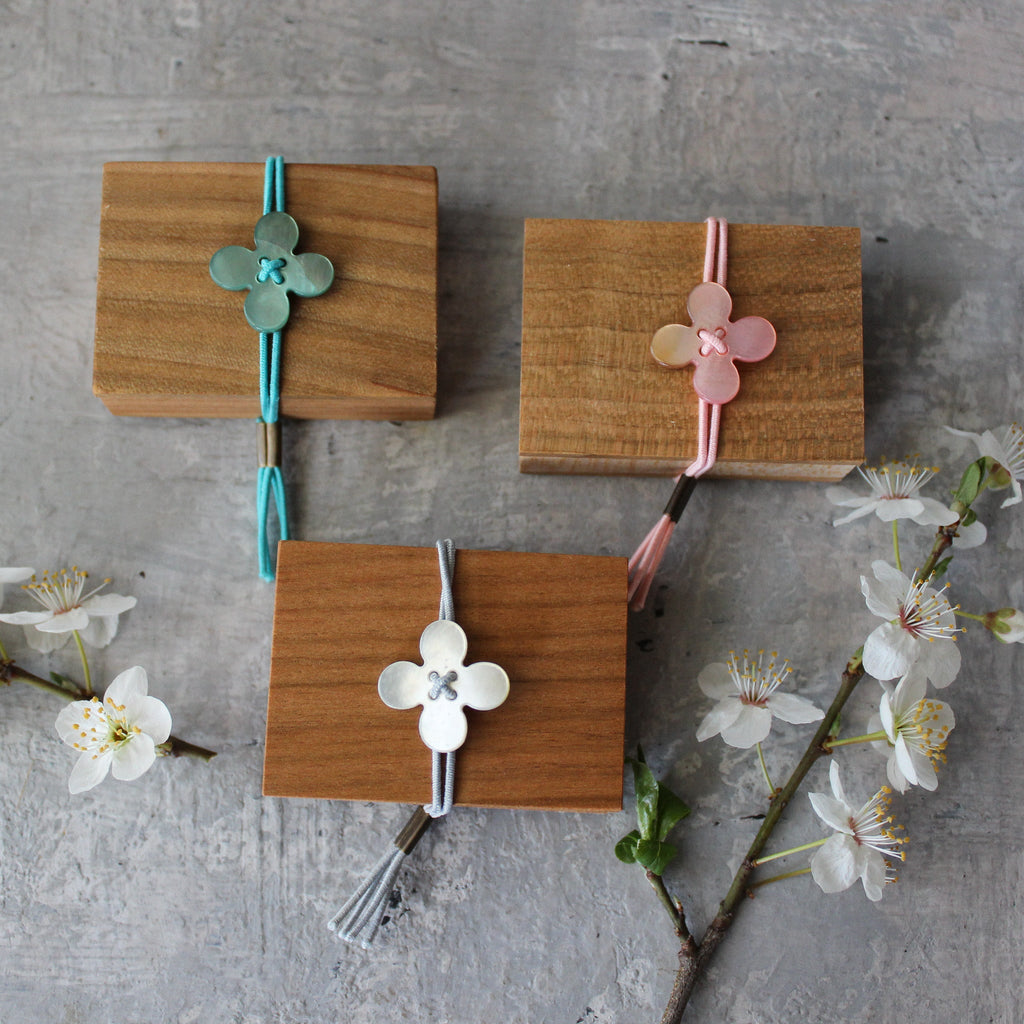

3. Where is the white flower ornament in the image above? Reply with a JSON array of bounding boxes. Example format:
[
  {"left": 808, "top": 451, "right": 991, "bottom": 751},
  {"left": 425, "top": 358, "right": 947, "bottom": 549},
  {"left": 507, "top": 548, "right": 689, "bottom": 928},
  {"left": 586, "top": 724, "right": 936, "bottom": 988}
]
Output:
[
  {"left": 378, "top": 619, "right": 510, "bottom": 753},
  {"left": 55, "top": 666, "right": 172, "bottom": 794}
]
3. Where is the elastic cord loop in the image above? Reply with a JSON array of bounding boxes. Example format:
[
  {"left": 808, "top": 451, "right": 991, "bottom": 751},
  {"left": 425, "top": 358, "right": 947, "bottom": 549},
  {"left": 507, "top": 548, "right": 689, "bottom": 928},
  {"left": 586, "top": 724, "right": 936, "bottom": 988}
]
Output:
[
  {"left": 437, "top": 539, "right": 456, "bottom": 621},
  {"left": 255, "top": 156, "right": 288, "bottom": 580},
  {"left": 628, "top": 218, "right": 729, "bottom": 609}
]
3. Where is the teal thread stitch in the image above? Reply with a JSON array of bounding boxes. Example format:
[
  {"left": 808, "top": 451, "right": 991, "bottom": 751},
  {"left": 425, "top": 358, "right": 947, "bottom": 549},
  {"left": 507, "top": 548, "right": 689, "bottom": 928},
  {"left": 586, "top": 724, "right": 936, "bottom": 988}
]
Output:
[{"left": 257, "top": 257, "right": 287, "bottom": 284}]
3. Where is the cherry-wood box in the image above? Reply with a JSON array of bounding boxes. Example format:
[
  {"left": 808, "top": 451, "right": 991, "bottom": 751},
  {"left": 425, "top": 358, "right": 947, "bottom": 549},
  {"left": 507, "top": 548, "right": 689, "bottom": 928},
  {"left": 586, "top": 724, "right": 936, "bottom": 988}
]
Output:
[
  {"left": 93, "top": 162, "right": 437, "bottom": 420},
  {"left": 519, "top": 219, "right": 864, "bottom": 479},
  {"left": 263, "top": 541, "right": 627, "bottom": 812}
]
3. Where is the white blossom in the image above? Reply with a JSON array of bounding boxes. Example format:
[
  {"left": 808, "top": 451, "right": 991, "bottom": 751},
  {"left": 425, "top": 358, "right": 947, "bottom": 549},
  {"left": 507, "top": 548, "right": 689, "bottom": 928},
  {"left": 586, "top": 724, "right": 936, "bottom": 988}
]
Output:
[
  {"left": 827, "top": 460, "right": 958, "bottom": 527},
  {"left": 54, "top": 667, "right": 171, "bottom": 794},
  {"left": 809, "top": 761, "right": 907, "bottom": 901},
  {"left": 946, "top": 422, "right": 1024, "bottom": 507},
  {"left": 0, "top": 568, "right": 136, "bottom": 653},
  {"left": 875, "top": 669, "right": 954, "bottom": 792},
  {"left": 861, "top": 560, "right": 961, "bottom": 687},
  {"left": 989, "top": 608, "right": 1024, "bottom": 643},
  {"left": 696, "top": 650, "right": 823, "bottom": 749}
]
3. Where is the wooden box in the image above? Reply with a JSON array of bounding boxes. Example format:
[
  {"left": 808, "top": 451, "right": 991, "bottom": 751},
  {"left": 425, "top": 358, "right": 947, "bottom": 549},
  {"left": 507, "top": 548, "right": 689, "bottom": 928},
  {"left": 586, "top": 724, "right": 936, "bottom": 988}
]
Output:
[
  {"left": 519, "top": 219, "right": 864, "bottom": 479},
  {"left": 263, "top": 541, "right": 627, "bottom": 812},
  {"left": 93, "top": 162, "right": 437, "bottom": 420}
]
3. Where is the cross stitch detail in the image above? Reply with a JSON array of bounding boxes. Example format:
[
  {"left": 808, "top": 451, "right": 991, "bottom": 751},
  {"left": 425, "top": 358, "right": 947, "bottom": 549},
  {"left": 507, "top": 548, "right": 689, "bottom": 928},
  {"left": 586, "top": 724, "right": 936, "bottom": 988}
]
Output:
[
  {"left": 650, "top": 281, "right": 776, "bottom": 404},
  {"left": 428, "top": 669, "right": 459, "bottom": 701},
  {"left": 378, "top": 619, "right": 510, "bottom": 753},
  {"left": 209, "top": 211, "right": 334, "bottom": 333},
  {"left": 257, "top": 257, "right": 286, "bottom": 284}
]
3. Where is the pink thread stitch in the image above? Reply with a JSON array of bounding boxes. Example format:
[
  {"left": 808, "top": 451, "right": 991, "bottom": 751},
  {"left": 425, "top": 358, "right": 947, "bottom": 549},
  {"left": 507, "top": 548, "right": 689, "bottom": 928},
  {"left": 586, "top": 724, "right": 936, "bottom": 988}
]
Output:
[{"left": 627, "top": 218, "right": 776, "bottom": 611}]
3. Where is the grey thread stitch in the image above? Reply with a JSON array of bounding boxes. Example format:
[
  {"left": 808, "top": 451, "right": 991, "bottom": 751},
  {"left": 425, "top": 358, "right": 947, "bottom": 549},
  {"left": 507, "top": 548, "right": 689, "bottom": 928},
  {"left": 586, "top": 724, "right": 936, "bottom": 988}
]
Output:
[{"left": 428, "top": 669, "right": 459, "bottom": 700}]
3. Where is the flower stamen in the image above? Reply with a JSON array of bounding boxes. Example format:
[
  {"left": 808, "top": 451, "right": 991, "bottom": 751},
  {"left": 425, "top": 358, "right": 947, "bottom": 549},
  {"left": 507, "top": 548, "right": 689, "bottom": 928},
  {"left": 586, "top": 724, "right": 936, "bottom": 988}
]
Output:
[
  {"left": 727, "top": 649, "right": 793, "bottom": 707},
  {"left": 21, "top": 568, "right": 113, "bottom": 615},
  {"left": 858, "top": 457, "right": 940, "bottom": 502},
  {"left": 896, "top": 576, "right": 964, "bottom": 642}
]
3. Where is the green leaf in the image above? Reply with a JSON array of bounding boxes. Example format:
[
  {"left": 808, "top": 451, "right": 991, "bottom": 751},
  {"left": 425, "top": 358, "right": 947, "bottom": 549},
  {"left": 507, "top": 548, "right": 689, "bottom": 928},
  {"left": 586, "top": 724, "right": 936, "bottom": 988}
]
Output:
[
  {"left": 960, "top": 508, "right": 977, "bottom": 527},
  {"left": 627, "top": 746, "right": 690, "bottom": 846},
  {"left": 635, "top": 838, "right": 678, "bottom": 876},
  {"left": 953, "top": 458, "right": 986, "bottom": 506},
  {"left": 628, "top": 753, "right": 660, "bottom": 841},
  {"left": 931, "top": 555, "right": 953, "bottom": 581},
  {"left": 615, "top": 830, "right": 641, "bottom": 864},
  {"left": 655, "top": 785, "right": 690, "bottom": 841}
]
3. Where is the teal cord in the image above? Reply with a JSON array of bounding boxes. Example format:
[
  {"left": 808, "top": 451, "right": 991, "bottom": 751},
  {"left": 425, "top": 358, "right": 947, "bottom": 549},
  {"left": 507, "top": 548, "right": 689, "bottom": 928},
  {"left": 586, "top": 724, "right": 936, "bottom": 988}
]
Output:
[
  {"left": 258, "top": 330, "right": 282, "bottom": 424},
  {"left": 262, "top": 155, "right": 284, "bottom": 215},
  {"left": 257, "top": 465, "right": 290, "bottom": 581},
  {"left": 256, "top": 155, "right": 288, "bottom": 580}
]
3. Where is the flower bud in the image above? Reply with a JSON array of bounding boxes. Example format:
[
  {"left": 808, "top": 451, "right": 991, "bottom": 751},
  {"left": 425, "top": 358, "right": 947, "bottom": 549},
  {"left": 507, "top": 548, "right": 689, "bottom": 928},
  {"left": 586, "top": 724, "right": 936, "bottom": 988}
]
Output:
[{"left": 984, "top": 607, "right": 1024, "bottom": 643}]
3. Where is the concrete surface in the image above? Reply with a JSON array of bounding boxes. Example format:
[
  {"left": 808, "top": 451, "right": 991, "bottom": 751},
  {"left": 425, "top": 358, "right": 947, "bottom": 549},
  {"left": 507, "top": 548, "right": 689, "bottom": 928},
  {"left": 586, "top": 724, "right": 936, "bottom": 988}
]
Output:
[{"left": 1, "top": 2, "right": 1022, "bottom": 1022}]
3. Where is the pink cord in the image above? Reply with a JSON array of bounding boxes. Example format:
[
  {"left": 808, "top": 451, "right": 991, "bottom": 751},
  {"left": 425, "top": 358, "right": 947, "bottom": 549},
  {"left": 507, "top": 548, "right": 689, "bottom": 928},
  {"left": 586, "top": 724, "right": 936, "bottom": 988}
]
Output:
[
  {"left": 627, "top": 219, "right": 728, "bottom": 610},
  {"left": 702, "top": 217, "right": 718, "bottom": 283}
]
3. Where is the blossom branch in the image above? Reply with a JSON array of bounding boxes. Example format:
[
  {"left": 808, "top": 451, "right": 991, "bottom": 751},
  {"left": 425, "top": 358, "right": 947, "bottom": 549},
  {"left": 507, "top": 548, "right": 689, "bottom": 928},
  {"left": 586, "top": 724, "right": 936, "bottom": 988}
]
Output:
[
  {"left": 658, "top": 653, "right": 864, "bottom": 1023},
  {"left": 646, "top": 869, "right": 693, "bottom": 942},
  {"left": 0, "top": 660, "right": 216, "bottom": 762},
  {"left": 656, "top": 487, "right": 976, "bottom": 1022}
]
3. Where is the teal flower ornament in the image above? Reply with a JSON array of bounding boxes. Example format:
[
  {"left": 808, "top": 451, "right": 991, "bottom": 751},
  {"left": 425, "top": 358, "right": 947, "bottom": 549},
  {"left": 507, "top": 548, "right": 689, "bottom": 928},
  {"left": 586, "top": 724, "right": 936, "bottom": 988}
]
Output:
[{"left": 209, "top": 211, "right": 334, "bottom": 333}]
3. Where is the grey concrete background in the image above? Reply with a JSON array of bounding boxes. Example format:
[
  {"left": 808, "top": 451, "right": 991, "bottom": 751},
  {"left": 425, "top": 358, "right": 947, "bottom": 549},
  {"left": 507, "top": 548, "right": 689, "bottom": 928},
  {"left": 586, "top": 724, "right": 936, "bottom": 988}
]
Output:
[{"left": 1, "top": 1, "right": 1021, "bottom": 1021}]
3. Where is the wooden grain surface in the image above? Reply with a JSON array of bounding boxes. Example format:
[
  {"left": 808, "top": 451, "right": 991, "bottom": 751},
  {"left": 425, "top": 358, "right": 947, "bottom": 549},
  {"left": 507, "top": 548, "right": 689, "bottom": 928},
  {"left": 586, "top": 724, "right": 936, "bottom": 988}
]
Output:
[
  {"left": 263, "top": 541, "right": 628, "bottom": 811},
  {"left": 93, "top": 162, "right": 437, "bottom": 419},
  {"left": 519, "top": 219, "right": 864, "bottom": 479}
]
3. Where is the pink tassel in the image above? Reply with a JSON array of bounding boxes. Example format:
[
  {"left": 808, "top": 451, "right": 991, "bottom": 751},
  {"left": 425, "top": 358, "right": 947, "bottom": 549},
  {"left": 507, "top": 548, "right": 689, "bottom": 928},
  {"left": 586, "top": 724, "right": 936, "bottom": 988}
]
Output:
[{"left": 627, "top": 474, "right": 699, "bottom": 610}]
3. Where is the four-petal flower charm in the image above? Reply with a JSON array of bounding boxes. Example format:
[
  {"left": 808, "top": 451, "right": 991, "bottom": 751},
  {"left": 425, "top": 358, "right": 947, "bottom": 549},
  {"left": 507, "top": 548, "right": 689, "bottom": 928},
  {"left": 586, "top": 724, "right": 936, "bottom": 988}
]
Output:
[
  {"left": 651, "top": 282, "right": 776, "bottom": 404},
  {"left": 378, "top": 619, "right": 510, "bottom": 753},
  {"left": 209, "top": 211, "right": 334, "bottom": 333}
]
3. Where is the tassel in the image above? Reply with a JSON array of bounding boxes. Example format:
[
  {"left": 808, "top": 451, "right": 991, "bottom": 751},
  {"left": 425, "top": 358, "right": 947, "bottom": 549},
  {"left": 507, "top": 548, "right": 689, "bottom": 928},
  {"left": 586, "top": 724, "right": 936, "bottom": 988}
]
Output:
[
  {"left": 627, "top": 474, "right": 698, "bottom": 610},
  {"left": 329, "top": 806, "right": 432, "bottom": 947}
]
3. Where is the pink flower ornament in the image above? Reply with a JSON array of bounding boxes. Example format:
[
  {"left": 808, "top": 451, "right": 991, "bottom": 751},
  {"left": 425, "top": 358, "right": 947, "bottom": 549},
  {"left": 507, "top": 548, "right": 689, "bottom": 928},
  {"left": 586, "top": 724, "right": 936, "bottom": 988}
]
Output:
[
  {"left": 378, "top": 619, "right": 510, "bottom": 753},
  {"left": 651, "top": 282, "right": 776, "bottom": 404}
]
